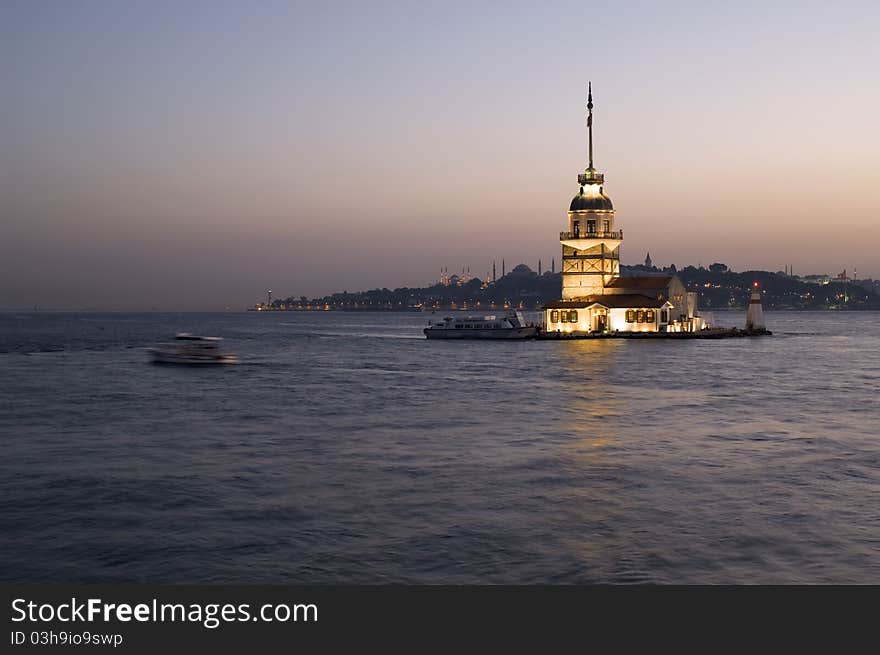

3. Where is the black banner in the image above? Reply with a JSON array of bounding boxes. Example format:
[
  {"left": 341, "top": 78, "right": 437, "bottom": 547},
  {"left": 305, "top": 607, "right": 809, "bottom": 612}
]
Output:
[{"left": 2, "top": 585, "right": 876, "bottom": 651}]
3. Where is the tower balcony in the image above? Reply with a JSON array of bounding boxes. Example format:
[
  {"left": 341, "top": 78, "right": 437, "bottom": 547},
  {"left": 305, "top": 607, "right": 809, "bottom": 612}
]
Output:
[
  {"left": 560, "top": 230, "right": 622, "bottom": 241},
  {"left": 578, "top": 170, "right": 604, "bottom": 185},
  {"left": 560, "top": 229, "right": 622, "bottom": 252}
]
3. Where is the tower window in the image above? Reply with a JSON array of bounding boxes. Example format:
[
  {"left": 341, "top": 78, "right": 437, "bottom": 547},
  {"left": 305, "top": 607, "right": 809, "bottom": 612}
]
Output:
[
  {"left": 587, "top": 220, "right": 596, "bottom": 233},
  {"left": 603, "top": 220, "right": 610, "bottom": 233}
]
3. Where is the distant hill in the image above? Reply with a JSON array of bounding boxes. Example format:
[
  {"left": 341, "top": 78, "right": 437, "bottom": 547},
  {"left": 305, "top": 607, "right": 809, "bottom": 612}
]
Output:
[
  {"left": 261, "top": 264, "right": 880, "bottom": 311},
  {"left": 670, "top": 266, "right": 880, "bottom": 310}
]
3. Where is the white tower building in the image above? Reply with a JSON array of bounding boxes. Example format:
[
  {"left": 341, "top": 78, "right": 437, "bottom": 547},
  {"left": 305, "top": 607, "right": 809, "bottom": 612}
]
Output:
[{"left": 561, "top": 83, "right": 622, "bottom": 299}]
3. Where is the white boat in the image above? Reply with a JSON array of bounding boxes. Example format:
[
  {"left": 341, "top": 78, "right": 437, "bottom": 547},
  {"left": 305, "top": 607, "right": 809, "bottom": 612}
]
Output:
[
  {"left": 423, "top": 311, "right": 537, "bottom": 339},
  {"left": 148, "top": 333, "right": 240, "bottom": 365}
]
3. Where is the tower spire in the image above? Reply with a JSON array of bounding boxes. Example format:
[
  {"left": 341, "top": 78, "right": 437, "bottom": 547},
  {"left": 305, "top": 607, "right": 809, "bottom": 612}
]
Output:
[
  {"left": 577, "top": 83, "right": 604, "bottom": 188},
  {"left": 587, "top": 81, "right": 594, "bottom": 170}
]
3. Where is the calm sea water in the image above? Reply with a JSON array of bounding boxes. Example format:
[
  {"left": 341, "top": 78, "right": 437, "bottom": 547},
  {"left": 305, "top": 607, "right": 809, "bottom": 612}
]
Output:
[{"left": 1, "top": 310, "right": 878, "bottom": 583}]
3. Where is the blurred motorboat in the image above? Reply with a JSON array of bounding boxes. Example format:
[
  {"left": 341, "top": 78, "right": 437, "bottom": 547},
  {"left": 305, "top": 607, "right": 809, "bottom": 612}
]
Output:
[{"left": 148, "top": 333, "right": 240, "bottom": 365}]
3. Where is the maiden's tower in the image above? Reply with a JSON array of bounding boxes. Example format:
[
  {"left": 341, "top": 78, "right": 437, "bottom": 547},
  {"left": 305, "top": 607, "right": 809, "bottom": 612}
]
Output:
[{"left": 543, "top": 85, "right": 705, "bottom": 334}]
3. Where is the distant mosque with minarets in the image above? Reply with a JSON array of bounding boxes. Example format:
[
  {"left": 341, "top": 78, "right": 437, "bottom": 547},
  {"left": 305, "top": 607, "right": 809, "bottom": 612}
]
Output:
[{"left": 543, "top": 84, "right": 707, "bottom": 333}]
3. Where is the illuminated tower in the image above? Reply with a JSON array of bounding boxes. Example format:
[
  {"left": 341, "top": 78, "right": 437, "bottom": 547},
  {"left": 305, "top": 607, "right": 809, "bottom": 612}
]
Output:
[{"left": 560, "top": 83, "right": 622, "bottom": 299}]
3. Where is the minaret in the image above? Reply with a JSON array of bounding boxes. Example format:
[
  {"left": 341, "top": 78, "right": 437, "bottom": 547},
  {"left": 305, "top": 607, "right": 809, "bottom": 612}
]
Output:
[
  {"left": 538, "top": 259, "right": 542, "bottom": 275},
  {"left": 492, "top": 260, "right": 496, "bottom": 282},
  {"left": 560, "top": 83, "right": 622, "bottom": 300},
  {"left": 552, "top": 257, "right": 555, "bottom": 274},
  {"left": 502, "top": 259, "right": 506, "bottom": 277},
  {"left": 645, "top": 252, "right": 653, "bottom": 268}
]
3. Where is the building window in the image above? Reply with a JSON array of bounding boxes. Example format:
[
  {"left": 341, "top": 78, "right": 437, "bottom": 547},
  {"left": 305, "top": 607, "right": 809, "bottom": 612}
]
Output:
[
  {"left": 626, "top": 310, "right": 635, "bottom": 323},
  {"left": 550, "top": 310, "right": 559, "bottom": 323},
  {"left": 637, "top": 310, "right": 646, "bottom": 323},
  {"left": 570, "top": 310, "right": 578, "bottom": 322},
  {"left": 573, "top": 221, "right": 580, "bottom": 236},
  {"left": 603, "top": 220, "right": 610, "bottom": 233},
  {"left": 560, "top": 311, "right": 568, "bottom": 323},
  {"left": 587, "top": 220, "right": 596, "bottom": 233},
  {"left": 660, "top": 310, "right": 668, "bottom": 323},
  {"left": 646, "top": 310, "right": 655, "bottom": 323}
]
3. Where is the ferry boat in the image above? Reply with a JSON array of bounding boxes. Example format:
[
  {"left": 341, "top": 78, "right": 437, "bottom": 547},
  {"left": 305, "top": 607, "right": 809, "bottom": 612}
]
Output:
[
  {"left": 423, "top": 311, "right": 537, "bottom": 340},
  {"left": 148, "top": 333, "right": 240, "bottom": 365}
]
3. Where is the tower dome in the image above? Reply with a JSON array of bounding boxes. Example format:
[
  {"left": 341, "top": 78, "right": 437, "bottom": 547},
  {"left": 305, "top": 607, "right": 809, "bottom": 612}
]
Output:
[{"left": 570, "top": 186, "right": 613, "bottom": 211}]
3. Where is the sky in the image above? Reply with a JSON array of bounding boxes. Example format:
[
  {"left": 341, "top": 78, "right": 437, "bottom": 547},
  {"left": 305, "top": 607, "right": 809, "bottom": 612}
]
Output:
[{"left": 2, "top": 0, "right": 878, "bottom": 310}]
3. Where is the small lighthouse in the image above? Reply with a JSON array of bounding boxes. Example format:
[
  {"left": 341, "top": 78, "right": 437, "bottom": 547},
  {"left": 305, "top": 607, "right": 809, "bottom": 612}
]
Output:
[{"left": 746, "top": 282, "right": 765, "bottom": 331}]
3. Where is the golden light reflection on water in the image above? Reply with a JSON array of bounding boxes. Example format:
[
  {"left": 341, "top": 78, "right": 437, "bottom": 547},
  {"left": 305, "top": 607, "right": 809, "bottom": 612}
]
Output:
[
  {"left": 549, "top": 341, "right": 713, "bottom": 574},
  {"left": 553, "top": 340, "right": 622, "bottom": 460},
  {"left": 549, "top": 341, "right": 628, "bottom": 573}
]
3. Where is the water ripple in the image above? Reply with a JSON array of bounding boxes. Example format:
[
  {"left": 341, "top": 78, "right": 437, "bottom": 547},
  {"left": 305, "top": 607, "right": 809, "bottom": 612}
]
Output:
[{"left": 1, "top": 310, "right": 879, "bottom": 583}]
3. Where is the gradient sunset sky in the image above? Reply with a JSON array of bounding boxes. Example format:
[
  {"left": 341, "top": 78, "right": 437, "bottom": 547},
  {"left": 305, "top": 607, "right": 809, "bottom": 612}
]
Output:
[{"left": 3, "top": 1, "right": 878, "bottom": 310}]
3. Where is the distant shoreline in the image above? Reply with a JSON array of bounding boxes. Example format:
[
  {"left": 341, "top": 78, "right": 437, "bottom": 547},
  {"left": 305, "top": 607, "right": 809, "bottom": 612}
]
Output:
[
  {"left": 244, "top": 306, "right": 880, "bottom": 313},
  {"left": 252, "top": 267, "right": 880, "bottom": 313},
  {"left": 6, "top": 307, "right": 879, "bottom": 314}
]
